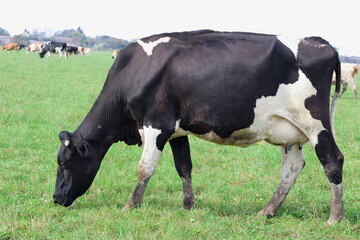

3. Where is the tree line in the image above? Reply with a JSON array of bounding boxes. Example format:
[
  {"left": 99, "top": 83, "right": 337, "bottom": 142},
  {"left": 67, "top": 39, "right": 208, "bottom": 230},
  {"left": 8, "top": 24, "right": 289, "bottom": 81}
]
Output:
[{"left": 0, "top": 27, "right": 129, "bottom": 50}]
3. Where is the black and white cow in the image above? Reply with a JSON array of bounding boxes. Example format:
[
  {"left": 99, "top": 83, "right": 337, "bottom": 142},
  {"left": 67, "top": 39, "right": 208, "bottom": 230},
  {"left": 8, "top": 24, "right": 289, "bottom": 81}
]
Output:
[
  {"left": 39, "top": 41, "right": 67, "bottom": 59},
  {"left": 66, "top": 46, "right": 78, "bottom": 56},
  {"left": 53, "top": 30, "right": 344, "bottom": 225}
]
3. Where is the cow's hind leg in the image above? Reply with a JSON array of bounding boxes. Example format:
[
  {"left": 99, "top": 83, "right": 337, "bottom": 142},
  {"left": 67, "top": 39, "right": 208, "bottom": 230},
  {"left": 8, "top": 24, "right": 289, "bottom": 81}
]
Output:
[
  {"left": 123, "top": 125, "right": 171, "bottom": 210},
  {"left": 348, "top": 78, "right": 357, "bottom": 99},
  {"left": 338, "top": 82, "right": 347, "bottom": 97},
  {"left": 169, "top": 136, "right": 195, "bottom": 210},
  {"left": 315, "top": 131, "right": 344, "bottom": 225},
  {"left": 258, "top": 143, "right": 305, "bottom": 217}
]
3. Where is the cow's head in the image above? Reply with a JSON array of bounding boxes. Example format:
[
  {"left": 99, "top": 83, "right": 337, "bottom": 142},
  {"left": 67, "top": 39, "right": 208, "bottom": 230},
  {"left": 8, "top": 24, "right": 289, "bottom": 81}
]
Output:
[
  {"left": 53, "top": 131, "right": 101, "bottom": 206},
  {"left": 39, "top": 52, "right": 45, "bottom": 58}
]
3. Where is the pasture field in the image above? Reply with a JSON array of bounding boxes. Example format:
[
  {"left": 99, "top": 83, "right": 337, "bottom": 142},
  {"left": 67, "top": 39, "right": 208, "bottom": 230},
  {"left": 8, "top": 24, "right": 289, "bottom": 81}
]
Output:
[{"left": 0, "top": 49, "right": 360, "bottom": 239}]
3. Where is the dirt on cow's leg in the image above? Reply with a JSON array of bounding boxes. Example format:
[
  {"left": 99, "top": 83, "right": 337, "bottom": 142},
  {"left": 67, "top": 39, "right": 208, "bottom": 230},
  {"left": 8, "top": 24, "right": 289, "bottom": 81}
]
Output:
[{"left": 258, "top": 144, "right": 305, "bottom": 217}]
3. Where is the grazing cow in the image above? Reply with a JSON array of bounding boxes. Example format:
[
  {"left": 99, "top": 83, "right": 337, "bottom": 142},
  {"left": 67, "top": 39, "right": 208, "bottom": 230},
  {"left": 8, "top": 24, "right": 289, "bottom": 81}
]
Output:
[
  {"left": 53, "top": 30, "right": 344, "bottom": 225},
  {"left": 39, "top": 41, "right": 67, "bottom": 59},
  {"left": 332, "top": 63, "right": 358, "bottom": 99},
  {"left": 1, "top": 43, "right": 19, "bottom": 51},
  {"left": 66, "top": 46, "right": 78, "bottom": 56},
  {"left": 112, "top": 49, "right": 120, "bottom": 59},
  {"left": 18, "top": 44, "right": 26, "bottom": 50},
  {"left": 77, "top": 47, "right": 85, "bottom": 55},
  {"left": 84, "top": 48, "right": 91, "bottom": 56},
  {"left": 27, "top": 43, "right": 44, "bottom": 53}
]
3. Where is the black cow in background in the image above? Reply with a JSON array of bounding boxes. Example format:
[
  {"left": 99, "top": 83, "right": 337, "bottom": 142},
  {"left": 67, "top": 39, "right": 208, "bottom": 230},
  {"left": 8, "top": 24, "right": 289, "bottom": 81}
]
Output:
[
  {"left": 66, "top": 46, "right": 78, "bottom": 56},
  {"left": 39, "top": 42, "right": 67, "bottom": 59}
]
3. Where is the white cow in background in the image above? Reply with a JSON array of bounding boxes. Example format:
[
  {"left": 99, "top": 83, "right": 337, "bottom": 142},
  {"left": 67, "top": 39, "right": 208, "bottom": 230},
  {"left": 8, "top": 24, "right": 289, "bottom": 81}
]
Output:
[{"left": 333, "top": 63, "right": 358, "bottom": 99}]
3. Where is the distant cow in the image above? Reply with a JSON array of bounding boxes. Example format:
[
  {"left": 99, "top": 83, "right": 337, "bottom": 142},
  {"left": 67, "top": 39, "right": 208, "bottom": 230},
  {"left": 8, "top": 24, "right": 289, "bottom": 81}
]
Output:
[
  {"left": 53, "top": 30, "right": 344, "bottom": 225},
  {"left": 1, "top": 43, "right": 19, "bottom": 51},
  {"left": 66, "top": 46, "right": 78, "bottom": 56},
  {"left": 27, "top": 43, "right": 45, "bottom": 53},
  {"left": 78, "top": 47, "right": 85, "bottom": 55},
  {"left": 39, "top": 42, "right": 67, "bottom": 59},
  {"left": 332, "top": 63, "right": 358, "bottom": 99},
  {"left": 84, "top": 48, "right": 91, "bottom": 56},
  {"left": 112, "top": 49, "right": 120, "bottom": 59},
  {"left": 18, "top": 44, "right": 26, "bottom": 50}
]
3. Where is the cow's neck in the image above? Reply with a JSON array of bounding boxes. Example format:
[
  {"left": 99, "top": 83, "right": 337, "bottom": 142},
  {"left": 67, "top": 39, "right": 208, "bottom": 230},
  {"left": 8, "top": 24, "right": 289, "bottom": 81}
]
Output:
[
  {"left": 76, "top": 90, "right": 122, "bottom": 148},
  {"left": 75, "top": 85, "right": 137, "bottom": 149}
]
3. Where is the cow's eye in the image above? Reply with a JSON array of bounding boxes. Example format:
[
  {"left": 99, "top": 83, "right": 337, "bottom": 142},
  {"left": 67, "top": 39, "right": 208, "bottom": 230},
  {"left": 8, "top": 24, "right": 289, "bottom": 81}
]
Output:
[{"left": 60, "top": 162, "right": 69, "bottom": 170}]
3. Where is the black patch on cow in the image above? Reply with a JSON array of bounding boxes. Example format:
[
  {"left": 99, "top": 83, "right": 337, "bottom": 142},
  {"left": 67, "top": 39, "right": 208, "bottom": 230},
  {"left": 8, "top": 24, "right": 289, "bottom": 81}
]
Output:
[
  {"left": 298, "top": 37, "right": 337, "bottom": 131},
  {"left": 314, "top": 130, "right": 344, "bottom": 184},
  {"left": 39, "top": 41, "right": 67, "bottom": 58},
  {"left": 163, "top": 33, "right": 299, "bottom": 138}
]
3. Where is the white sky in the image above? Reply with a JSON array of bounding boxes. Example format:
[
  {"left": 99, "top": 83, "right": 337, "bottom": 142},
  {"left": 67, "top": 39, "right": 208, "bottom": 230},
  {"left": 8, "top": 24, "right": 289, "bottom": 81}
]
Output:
[{"left": 1, "top": 0, "right": 359, "bottom": 56}]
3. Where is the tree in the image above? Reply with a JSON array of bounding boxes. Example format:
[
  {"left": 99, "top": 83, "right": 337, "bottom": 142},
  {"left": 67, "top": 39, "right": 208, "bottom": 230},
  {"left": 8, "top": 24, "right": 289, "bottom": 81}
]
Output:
[
  {"left": 72, "top": 31, "right": 87, "bottom": 46},
  {"left": 105, "top": 37, "right": 128, "bottom": 50},
  {"left": 55, "top": 29, "right": 75, "bottom": 38},
  {"left": 23, "top": 29, "right": 30, "bottom": 36},
  {"left": 12, "top": 34, "right": 30, "bottom": 45},
  {"left": 77, "top": 26, "right": 84, "bottom": 34},
  {"left": 0, "top": 27, "right": 10, "bottom": 36}
]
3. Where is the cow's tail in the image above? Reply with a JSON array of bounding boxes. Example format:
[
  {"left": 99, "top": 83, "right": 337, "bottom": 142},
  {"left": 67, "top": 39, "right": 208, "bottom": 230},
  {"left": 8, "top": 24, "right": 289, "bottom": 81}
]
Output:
[{"left": 330, "top": 50, "right": 341, "bottom": 139}]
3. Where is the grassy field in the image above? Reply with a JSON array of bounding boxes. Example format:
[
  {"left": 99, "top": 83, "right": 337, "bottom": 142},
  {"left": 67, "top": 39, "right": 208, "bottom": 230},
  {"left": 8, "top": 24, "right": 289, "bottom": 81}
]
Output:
[{"left": 0, "top": 49, "right": 360, "bottom": 239}]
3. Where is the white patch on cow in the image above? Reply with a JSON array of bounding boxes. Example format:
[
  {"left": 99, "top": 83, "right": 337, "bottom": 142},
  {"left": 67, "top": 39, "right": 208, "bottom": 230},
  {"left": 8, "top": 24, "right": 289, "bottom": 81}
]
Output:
[
  {"left": 138, "top": 128, "right": 145, "bottom": 149},
  {"left": 251, "top": 71, "right": 325, "bottom": 146},
  {"left": 169, "top": 70, "right": 325, "bottom": 148},
  {"left": 137, "top": 126, "right": 162, "bottom": 181},
  {"left": 174, "top": 119, "right": 180, "bottom": 132},
  {"left": 137, "top": 37, "right": 171, "bottom": 56}
]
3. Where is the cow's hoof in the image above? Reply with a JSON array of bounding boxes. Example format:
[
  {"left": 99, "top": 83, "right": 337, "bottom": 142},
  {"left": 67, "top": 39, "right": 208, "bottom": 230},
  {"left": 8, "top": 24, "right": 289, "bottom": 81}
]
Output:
[
  {"left": 327, "top": 215, "right": 344, "bottom": 226},
  {"left": 122, "top": 202, "right": 134, "bottom": 211},
  {"left": 257, "top": 209, "right": 275, "bottom": 218},
  {"left": 183, "top": 197, "right": 195, "bottom": 210}
]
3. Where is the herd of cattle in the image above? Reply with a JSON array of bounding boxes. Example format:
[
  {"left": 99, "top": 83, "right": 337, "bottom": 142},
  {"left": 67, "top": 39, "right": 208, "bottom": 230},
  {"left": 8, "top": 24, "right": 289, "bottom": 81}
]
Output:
[{"left": 1, "top": 42, "right": 91, "bottom": 58}]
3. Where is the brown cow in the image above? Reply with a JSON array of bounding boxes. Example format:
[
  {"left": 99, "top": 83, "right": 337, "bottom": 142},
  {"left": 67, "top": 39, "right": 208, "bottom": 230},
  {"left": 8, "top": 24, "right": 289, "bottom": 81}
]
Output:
[
  {"left": 27, "top": 43, "right": 45, "bottom": 53},
  {"left": 77, "top": 47, "right": 85, "bottom": 55},
  {"left": 1, "top": 43, "right": 19, "bottom": 52},
  {"left": 112, "top": 49, "right": 120, "bottom": 59},
  {"left": 332, "top": 63, "right": 358, "bottom": 99}
]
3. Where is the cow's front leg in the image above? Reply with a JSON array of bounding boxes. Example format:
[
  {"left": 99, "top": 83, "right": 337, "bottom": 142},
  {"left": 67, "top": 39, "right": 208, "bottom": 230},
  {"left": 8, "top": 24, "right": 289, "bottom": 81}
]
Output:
[
  {"left": 169, "top": 136, "right": 195, "bottom": 210},
  {"left": 123, "top": 125, "right": 167, "bottom": 209},
  {"left": 258, "top": 143, "right": 305, "bottom": 217}
]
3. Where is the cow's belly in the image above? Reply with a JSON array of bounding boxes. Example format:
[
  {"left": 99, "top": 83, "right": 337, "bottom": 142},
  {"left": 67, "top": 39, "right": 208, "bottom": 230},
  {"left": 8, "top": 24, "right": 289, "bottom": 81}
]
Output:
[
  {"left": 171, "top": 116, "right": 309, "bottom": 147},
  {"left": 263, "top": 116, "right": 309, "bottom": 145}
]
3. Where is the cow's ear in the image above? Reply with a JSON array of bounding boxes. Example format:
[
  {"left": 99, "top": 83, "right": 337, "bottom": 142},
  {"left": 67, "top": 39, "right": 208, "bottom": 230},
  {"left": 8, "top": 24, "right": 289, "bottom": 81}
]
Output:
[
  {"left": 76, "top": 140, "right": 90, "bottom": 157},
  {"left": 59, "top": 131, "right": 72, "bottom": 142}
]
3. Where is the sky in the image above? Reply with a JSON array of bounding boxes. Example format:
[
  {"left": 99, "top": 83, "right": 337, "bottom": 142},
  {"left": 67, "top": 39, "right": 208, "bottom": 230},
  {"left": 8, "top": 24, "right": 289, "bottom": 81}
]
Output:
[{"left": 1, "top": 0, "right": 359, "bottom": 56}]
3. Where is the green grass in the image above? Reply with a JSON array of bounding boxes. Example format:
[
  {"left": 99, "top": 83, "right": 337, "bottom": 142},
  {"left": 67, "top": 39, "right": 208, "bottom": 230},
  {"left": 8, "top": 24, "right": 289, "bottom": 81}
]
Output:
[{"left": 1, "top": 50, "right": 360, "bottom": 239}]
